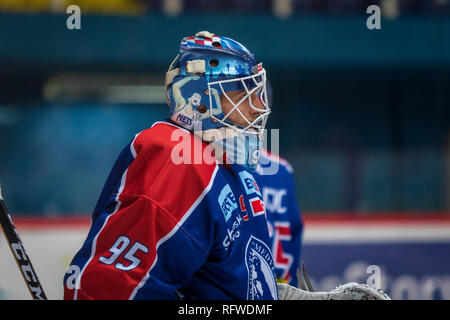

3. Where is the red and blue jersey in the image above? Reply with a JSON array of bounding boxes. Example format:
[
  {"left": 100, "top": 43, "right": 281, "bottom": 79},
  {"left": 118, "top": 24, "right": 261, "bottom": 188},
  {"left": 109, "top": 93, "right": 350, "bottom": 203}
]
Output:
[
  {"left": 63, "top": 121, "right": 278, "bottom": 300},
  {"left": 254, "top": 150, "right": 303, "bottom": 286}
]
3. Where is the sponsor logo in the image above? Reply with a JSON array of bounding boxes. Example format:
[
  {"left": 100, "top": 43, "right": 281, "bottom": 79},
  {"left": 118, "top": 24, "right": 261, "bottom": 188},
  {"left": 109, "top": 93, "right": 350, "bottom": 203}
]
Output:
[
  {"left": 245, "top": 236, "right": 277, "bottom": 300},
  {"left": 222, "top": 214, "right": 243, "bottom": 248},
  {"left": 218, "top": 184, "right": 237, "bottom": 222},
  {"left": 239, "top": 171, "right": 261, "bottom": 196},
  {"left": 176, "top": 113, "right": 193, "bottom": 125}
]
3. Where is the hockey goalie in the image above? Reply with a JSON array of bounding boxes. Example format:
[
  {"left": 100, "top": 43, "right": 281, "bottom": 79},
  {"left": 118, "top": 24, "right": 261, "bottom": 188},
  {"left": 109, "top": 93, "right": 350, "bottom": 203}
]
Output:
[{"left": 63, "top": 31, "right": 390, "bottom": 301}]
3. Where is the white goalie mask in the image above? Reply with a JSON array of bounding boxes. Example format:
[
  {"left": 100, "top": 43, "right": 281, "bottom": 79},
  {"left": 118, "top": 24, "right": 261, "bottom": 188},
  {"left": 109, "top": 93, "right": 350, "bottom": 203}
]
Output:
[{"left": 207, "top": 66, "right": 270, "bottom": 135}]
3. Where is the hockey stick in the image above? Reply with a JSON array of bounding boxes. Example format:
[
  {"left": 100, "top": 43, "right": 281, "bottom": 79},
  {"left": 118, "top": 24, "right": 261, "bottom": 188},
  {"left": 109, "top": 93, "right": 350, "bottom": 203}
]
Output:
[
  {"left": 297, "top": 262, "right": 315, "bottom": 292},
  {"left": 0, "top": 186, "right": 47, "bottom": 300}
]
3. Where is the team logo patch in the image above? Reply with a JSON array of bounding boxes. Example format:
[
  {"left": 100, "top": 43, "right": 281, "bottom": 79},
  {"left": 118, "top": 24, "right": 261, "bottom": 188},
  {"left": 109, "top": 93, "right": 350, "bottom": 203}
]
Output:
[
  {"left": 218, "top": 184, "right": 237, "bottom": 222},
  {"left": 238, "top": 171, "right": 261, "bottom": 196},
  {"left": 245, "top": 236, "right": 277, "bottom": 300}
]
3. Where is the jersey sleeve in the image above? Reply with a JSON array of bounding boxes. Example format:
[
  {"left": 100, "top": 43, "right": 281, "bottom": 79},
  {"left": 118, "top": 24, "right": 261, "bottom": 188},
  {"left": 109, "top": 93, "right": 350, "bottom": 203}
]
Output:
[
  {"left": 64, "top": 125, "right": 220, "bottom": 300},
  {"left": 72, "top": 193, "right": 216, "bottom": 300}
]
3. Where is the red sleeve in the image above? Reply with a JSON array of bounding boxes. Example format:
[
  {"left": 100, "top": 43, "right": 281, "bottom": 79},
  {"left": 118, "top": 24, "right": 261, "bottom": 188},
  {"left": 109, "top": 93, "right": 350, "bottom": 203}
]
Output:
[{"left": 70, "top": 123, "right": 219, "bottom": 300}]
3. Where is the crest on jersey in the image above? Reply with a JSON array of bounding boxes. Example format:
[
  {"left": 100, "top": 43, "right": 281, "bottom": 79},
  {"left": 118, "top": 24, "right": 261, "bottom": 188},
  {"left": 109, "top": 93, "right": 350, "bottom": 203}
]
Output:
[{"left": 245, "top": 236, "right": 277, "bottom": 300}]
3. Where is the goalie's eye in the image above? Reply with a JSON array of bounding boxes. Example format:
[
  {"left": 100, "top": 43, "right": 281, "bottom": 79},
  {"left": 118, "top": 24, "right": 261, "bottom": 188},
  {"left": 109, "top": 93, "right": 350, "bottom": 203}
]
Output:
[{"left": 234, "top": 91, "right": 248, "bottom": 104}]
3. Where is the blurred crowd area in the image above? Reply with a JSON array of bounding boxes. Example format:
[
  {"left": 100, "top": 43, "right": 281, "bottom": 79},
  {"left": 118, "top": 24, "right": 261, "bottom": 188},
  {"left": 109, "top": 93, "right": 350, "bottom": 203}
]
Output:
[
  {"left": 0, "top": 0, "right": 449, "bottom": 16},
  {"left": 0, "top": 1, "right": 449, "bottom": 216}
]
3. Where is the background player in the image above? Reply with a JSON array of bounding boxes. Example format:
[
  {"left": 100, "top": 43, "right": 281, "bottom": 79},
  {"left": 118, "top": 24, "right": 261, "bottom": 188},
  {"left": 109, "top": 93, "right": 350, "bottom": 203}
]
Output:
[
  {"left": 254, "top": 149, "right": 303, "bottom": 286},
  {"left": 253, "top": 86, "right": 389, "bottom": 300}
]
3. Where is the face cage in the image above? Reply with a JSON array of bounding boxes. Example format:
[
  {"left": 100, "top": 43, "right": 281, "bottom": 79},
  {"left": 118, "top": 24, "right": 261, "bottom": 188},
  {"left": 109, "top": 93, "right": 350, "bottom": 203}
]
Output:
[{"left": 207, "top": 68, "right": 271, "bottom": 136}]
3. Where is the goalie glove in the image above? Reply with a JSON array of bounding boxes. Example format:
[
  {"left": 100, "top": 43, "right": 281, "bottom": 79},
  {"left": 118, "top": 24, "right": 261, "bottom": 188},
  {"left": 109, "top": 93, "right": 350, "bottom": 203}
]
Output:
[
  {"left": 277, "top": 262, "right": 391, "bottom": 300},
  {"left": 277, "top": 282, "right": 391, "bottom": 300}
]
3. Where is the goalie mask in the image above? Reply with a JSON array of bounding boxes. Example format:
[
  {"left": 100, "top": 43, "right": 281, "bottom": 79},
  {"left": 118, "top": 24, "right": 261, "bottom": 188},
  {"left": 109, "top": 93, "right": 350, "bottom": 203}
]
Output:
[{"left": 165, "top": 31, "right": 271, "bottom": 170}]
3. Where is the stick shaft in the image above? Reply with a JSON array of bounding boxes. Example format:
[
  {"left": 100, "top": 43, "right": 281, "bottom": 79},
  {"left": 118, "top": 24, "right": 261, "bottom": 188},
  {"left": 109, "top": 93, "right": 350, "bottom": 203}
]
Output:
[{"left": 0, "top": 199, "right": 47, "bottom": 300}]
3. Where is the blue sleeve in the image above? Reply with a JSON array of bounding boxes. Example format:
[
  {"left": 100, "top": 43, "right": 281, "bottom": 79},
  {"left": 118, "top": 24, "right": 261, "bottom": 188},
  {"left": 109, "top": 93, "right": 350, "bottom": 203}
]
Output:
[{"left": 285, "top": 170, "right": 303, "bottom": 286}]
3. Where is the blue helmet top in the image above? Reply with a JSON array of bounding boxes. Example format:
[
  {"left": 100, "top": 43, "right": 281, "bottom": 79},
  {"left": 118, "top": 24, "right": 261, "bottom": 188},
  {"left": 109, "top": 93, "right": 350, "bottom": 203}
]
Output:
[{"left": 178, "top": 33, "right": 256, "bottom": 77}]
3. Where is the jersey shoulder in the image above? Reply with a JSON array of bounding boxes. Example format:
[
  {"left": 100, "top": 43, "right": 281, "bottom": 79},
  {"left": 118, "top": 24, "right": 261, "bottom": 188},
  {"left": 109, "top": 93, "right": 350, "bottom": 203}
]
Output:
[
  {"left": 133, "top": 120, "right": 217, "bottom": 172},
  {"left": 127, "top": 121, "right": 219, "bottom": 210},
  {"left": 133, "top": 121, "right": 190, "bottom": 160}
]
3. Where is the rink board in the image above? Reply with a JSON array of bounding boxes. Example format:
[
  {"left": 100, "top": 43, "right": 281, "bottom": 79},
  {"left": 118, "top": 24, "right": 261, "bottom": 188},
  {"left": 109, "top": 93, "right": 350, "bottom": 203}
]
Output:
[{"left": 1, "top": 215, "right": 449, "bottom": 300}]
